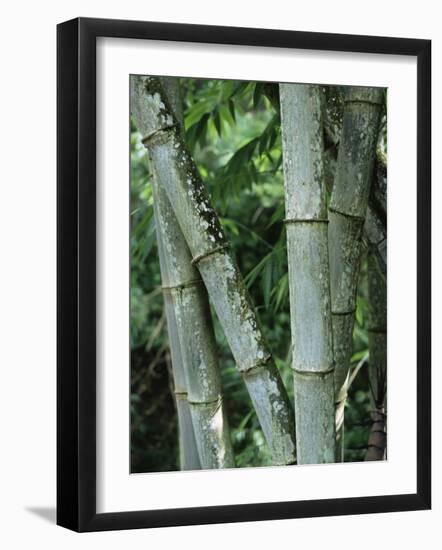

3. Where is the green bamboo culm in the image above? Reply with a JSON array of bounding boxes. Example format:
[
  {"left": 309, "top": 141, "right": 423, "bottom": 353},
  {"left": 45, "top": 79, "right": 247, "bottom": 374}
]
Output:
[
  {"left": 280, "top": 83, "right": 336, "bottom": 464},
  {"left": 131, "top": 75, "right": 296, "bottom": 466},
  {"left": 151, "top": 77, "right": 234, "bottom": 469},
  {"left": 328, "top": 87, "right": 384, "bottom": 460},
  {"left": 365, "top": 251, "right": 387, "bottom": 460}
]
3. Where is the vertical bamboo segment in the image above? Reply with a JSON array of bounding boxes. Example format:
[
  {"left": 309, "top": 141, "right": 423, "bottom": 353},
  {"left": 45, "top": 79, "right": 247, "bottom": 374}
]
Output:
[
  {"left": 151, "top": 78, "right": 234, "bottom": 469},
  {"left": 154, "top": 180, "right": 234, "bottom": 469},
  {"left": 365, "top": 252, "right": 387, "bottom": 460},
  {"left": 161, "top": 276, "right": 201, "bottom": 470},
  {"left": 131, "top": 75, "right": 296, "bottom": 466},
  {"left": 328, "top": 87, "right": 383, "bottom": 458},
  {"left": 280, "top": 83, "right": 335, "bottom": 464},
  {"left": 155, "top": 77, "right": 200, "bottom": 470}
]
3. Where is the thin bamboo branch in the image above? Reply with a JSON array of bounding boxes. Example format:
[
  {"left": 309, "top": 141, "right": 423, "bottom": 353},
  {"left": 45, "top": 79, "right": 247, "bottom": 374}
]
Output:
[
  {"left": 280, "top": 83, "right": 335, "bottom": 464},
  {"left": 131, "top": 75, "right": 296, "bottom": 466},
  {"left": 152, "top": 78, "right": 234, "bottom": 469},
  {"left": 328, "top": 87, "right": 383, "bottom": 459}
]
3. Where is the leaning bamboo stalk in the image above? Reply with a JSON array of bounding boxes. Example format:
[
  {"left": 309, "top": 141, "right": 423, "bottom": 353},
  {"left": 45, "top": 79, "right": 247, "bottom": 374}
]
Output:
[
  {"left": 131, "top": 75, "right": 296, "bottom": 466},
  {"left": 328, "top": 87, "right": 383, "bottom": 459},
  {"left": 365, "top": 251, "right": 387, "bottom": 460},
  {"left": 151, "top": 78, "right": 234, "bottom": 469},
  {"left": 280, "top": 83, "right": 335, "bottom": 464}
]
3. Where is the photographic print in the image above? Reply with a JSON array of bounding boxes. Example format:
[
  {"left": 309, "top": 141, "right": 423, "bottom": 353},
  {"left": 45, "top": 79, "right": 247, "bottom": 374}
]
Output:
[
  {"left": 129, "top": 76, "right": 387, "bottom": 473},
  {"left": 57, "top": 18, "right": 430, "bottom": 531}
]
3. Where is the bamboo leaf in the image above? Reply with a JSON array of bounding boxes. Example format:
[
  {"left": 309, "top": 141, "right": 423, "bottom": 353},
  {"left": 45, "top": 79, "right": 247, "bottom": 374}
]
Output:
[
  {"left": 262, "top": 258, "right": 273, "bottom": 308},
  {"left": 244, "top": 251, "right": 272, "bottom": 289},
  {"left": 273, "top": 273, "right": 289, "bottom": 312},
  {"left": 267, "top": 203, "right": 285, "bottom": 228},
  {"left": 228, "top": 98, "right": 236, "bottom": 122},
  {"left": 253, "top": 82, "right": 264, "bottom": 109},
  {"left": 231, "top": 81, "right": 249, "bottom": 97},
  {"left": 213, "top": 109, "right": 222, "bottom": 137},
  {"left": 221, "top": 80, "right": 234, "bottom": 100}
]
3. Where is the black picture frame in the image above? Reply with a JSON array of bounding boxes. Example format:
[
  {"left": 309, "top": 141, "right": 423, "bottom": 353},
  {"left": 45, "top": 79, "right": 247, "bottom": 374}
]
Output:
[{"left": 57, "top": 17, "right": 431, "bottom": 532}]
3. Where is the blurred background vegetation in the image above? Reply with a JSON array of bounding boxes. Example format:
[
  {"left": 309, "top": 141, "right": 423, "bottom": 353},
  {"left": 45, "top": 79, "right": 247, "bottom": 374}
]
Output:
[{"left": 130, "top": 78, "right": 377, "bottom": 473}]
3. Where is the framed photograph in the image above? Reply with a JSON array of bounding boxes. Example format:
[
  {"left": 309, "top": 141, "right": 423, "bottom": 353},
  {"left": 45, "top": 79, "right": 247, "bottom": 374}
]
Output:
[{"left": 57, "top": 17, "right": 431, "bottom": 532}]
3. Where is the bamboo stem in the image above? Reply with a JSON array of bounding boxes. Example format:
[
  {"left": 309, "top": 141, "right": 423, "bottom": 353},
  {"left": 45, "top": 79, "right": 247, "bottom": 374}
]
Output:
[
  {"left": 364, "top": 157, "right": 387, "bottom": 279},
  {"left": 152, "top": 78, "right": 234, "bottom": 469},
  {"left": 325, "top": 150, "right": 387, "bottom": 281},
  {"left": 157, "top": 78, "right": 200, "bottom": 470},
  {"left": 280, "top": 83, "right": 335, "bottom": 464},
  {"left": 159, "top": 255, "right": 201, "bottom": 470},
  {"left": 328, "top": 87, "right": 383, "bottom": 460},
  {"left": 154, "top": 180, "right": 234, "bottom": 469},
  {"left": 365, "top": 251, "right": 387, "bottom": 460},
  {"left": 131, "top": 75, "right": 296, "bottom": 466}
]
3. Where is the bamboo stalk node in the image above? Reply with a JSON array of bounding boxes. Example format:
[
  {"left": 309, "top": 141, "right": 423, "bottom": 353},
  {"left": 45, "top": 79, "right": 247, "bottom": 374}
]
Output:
[
  {"left": 331, "top": 309, "right": 356, "bottom": 316},
  {"left": 161, "top": 279, "right": 203, "bottom": 292},
  {"left": 240, "top": 354, "right": 273, "bottom": 374},
  {"left": 344, "top": 99, "right": 383, "bottom": 108},
  {"left": 292, "top": 366, "right": 334, "bottom": 377},
  {"left": 283, "top": 217, "right": 329, "bottom": 224},
  {"left": 328, "top": 205, "right": 365, "bottom": 222},
  {"left": 141, "top": 124, "right": 177, "bottom": 147},
  {"left": 191, "top": 244, "right": 229, "bottom": 266},
  {"left": 344, "top": 87, "right": 384, "bottom": 106},
  {"left": 187, "top": 396, "right": 223, "bottom": 407},
  {"left": 367, "top": 327, "right": 387, "bottom": 334}
]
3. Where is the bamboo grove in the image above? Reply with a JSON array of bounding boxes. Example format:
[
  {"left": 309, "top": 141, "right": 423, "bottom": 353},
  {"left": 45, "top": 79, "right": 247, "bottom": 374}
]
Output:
[{"left": 130, "top": 76, "right": 387, "bottom": 471}]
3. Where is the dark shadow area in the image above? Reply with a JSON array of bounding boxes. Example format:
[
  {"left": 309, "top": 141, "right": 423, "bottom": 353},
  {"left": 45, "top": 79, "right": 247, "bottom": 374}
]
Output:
[{"left": 26, "top": 506, "right": 56, "bottom": 524}]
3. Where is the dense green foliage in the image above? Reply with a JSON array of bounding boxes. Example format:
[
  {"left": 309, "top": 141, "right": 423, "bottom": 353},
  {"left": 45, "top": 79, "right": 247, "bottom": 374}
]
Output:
[{"left": 130, "top": 78, "right": 380, "bottom": 472}]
